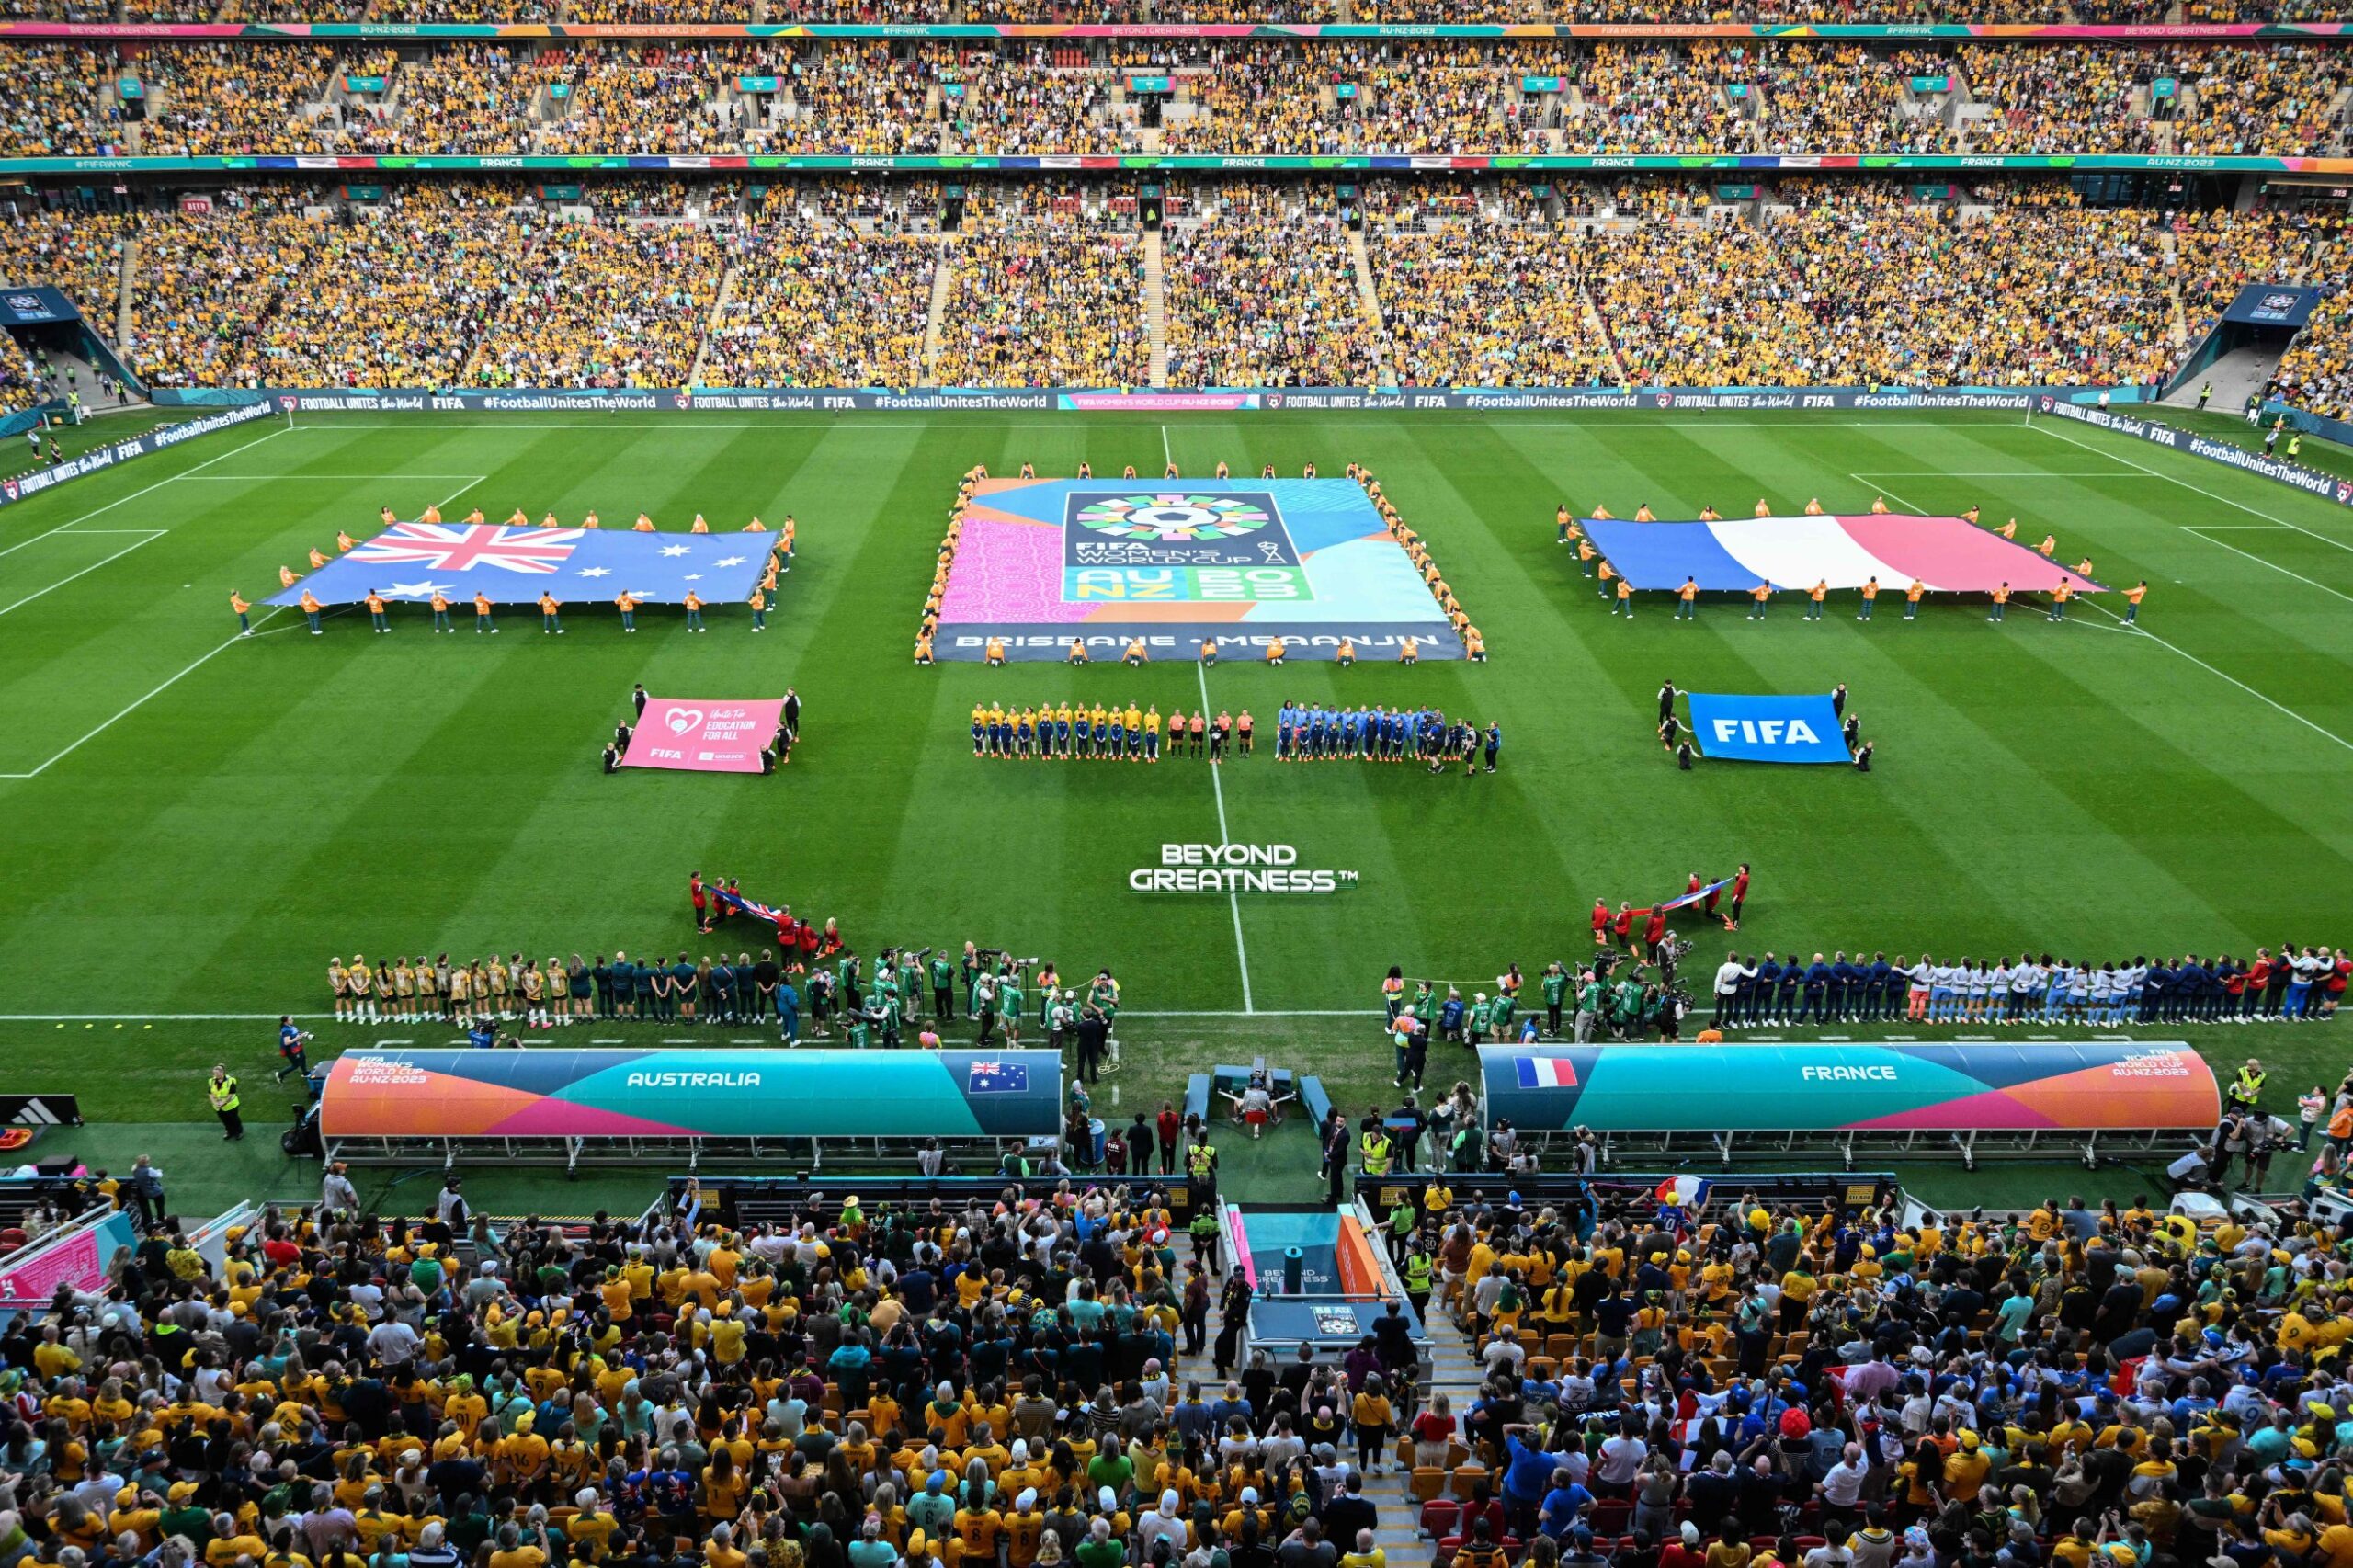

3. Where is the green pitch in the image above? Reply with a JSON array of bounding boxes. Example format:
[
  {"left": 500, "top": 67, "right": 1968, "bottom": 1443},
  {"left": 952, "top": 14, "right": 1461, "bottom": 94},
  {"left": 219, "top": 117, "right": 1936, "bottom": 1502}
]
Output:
[{"left": 1, "top": 406, "right": 2348, "bottom": 1133}]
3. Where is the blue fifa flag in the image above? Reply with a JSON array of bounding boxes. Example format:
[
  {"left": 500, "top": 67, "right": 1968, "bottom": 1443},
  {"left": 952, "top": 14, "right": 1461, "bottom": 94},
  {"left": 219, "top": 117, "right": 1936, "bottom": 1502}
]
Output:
[
  {"left": 267, "top": 522, "right": 771, "bottom": 608},
  {"left": 1686, "top": 692, "right": 1851, "bottom": 765},
  {"left": 968, "top": 1061, "right": 1029, "bottom": 1095}
]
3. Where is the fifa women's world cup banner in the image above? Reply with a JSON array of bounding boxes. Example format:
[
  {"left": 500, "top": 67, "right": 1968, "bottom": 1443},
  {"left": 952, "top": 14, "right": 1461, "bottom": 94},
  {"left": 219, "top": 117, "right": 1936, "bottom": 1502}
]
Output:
[{"left": 935, "top": 478, "right": 1461, "bottom": 662}]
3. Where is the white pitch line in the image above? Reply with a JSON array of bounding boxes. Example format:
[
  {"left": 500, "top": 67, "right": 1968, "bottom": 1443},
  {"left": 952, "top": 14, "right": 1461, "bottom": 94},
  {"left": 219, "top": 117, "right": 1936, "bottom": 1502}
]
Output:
[
  {"left": 0, "top": 529, "right": 165, "bottom": 617},
  {"left": 0, "top": 606, "right": 289, "bottom": 779},
  {"left": 0, "top": 424, "right": 290, "bottom": 560},
  {"left": 180, "top": 473, "right": 491, "bottom": 481},
  {"left": 2182, "top": 526, "right": 2353, "bottom": 605},
  {"left": 1162, "top": 424, "right": 1174, "bottom": 471},
  {"left": 1850, "top": 471, "right": 2165, "bottom": 479},
  {"left": 2027, "top": 417, "right": 2353, "bottom": 555},
  {"left": 2073, "top": 593, "right": 2353, "bottom": 754},
  {"left": 1196, "top": 659, "right": 1254, "bottom": 1015},
  {"left": 1851, "top": 473, "right": 2348, "bottom": 754}
]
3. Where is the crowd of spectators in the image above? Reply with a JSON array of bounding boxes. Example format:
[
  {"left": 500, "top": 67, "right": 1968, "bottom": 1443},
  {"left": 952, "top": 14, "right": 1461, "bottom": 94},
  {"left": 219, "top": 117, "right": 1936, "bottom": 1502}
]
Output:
[
  {"left": 1363, "top": 63, "right": 1539, "bottom": 157},
  {"left": 367, "top": 0, "right": 554, "bottom": 21},
  {"left": 343, "top": 47, "right": 542, "bottom": 157},
  {"left": 540, "top": 47, "right": 762, "bottom": 157},
  {"left": 761, "top": 44, "right": 947, "bottom": 157},
  {"left": 1750, "top": 45, "right": 1949, "bottom": 155},
  {"left": 953, "top": 58, "right": 1140, "bottom": 157},
  {"left": 1371, "top": 221, "right": 1618, "bottom": 390},
  {"left": 1567, "top": 45, "right": 1752, "bottom": 158},
  {"left": 936, "top": 222, "right": 1147, "bottom": 388},
  {"left": 140, "top": 44, "right": 336, "bottom": 157},
  {"left": 1159, "top": 49, "right": 1350, "bottom": 157},
  {"left": 126, "top": 192, "right": 322, "bottom": 388},
  {"left": 1956, "top": 46, "right": 2164, "bottom": 156},
  {"left": 1768, "top": 183, "right": 2177, "bottom": 389},
  {"left": 2170, "top": 205, "right": 2324, "bottom": 350},
  {"left": 703, "top": 227, "right": 935, "bottom": 389},
  {"left": 0, "top": 41, "right": 2343, "bottom": 158},
  {"left": 0, "top": 46, "right": 117, "bottom": 159},
  {"left": 2168, "top": 47, "right": 2351, "bottom": 158},
  {"left": 2272, "top": 229, "right": 2353, "bottom": 422},
  {"left": 0, "top": 208, "right": 128, "bottom": 332},
  {"left": 1577, "top": 219, "right": 1829, "bottom": 388},
  {"left": 471, "top": 221, "right": 727, "bottom": 389},
  {"left": 1164, "top": 185, "right": 1381, "bottom": 390},
  {"left": 36, "top": 169, "right": 2353, "bottom": 400}
]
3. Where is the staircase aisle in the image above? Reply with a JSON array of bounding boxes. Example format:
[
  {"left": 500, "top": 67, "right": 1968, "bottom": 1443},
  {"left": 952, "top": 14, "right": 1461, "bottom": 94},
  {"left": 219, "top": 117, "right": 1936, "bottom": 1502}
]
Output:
[
  {"left": 922, "top": 237, "right": 957, "bottom": 383},
  {"left": 1143, "top": 230, "right": 1168, "bottom": 387},
  {"left": 1354, "top": 1314, "right": 1485, "bottom": 1568},
  {"left": 685, "top": 264, "right": 740, "bottom": 387}
]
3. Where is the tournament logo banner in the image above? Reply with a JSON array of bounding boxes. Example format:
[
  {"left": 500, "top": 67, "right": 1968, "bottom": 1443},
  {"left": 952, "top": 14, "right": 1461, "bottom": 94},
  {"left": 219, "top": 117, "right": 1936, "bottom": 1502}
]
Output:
[
  {"left": 933, "top": 476, "right": 1460, "bottom": 663},
  {"left": 1063, "top": 489, "right": 1309, "bottom": 605}
]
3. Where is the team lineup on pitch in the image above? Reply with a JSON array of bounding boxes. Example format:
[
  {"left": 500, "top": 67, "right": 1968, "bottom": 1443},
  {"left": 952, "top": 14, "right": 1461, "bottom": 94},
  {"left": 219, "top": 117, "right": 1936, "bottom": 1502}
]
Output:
[{"left": 0, "top": 408, "right": 2347, "bottom": 1127}]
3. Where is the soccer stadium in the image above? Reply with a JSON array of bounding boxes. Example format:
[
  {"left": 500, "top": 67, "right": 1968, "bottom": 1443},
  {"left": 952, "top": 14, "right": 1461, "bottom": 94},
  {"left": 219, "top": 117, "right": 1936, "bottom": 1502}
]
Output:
[{"left": 2, "top": 14, "right": 2353, "bottom": 1568}]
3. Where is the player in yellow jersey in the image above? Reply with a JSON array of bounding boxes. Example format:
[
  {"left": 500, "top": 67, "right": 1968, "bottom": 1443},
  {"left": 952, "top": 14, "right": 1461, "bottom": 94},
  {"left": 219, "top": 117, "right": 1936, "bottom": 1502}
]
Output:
[{"left": 1143, "top": 706, "right": 1162, "bottom": 763}]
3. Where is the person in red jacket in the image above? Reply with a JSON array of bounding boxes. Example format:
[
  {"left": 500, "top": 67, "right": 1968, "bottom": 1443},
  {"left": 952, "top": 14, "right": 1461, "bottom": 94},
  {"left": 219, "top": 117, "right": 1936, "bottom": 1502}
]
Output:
[
  {"left": 1611, "top": 902, "right": 1636, "bottom": 949},
  {"left": 690, "top": 872, "right": 709, "bottom": 933},
  {"left": 1591, "top": 898, "right": 1610, "bottom": 948},
  {"left": 1642, "top": 906, "right": 1668, "bottom": 958},
  {"left": 1722, "top": 864, "right": 1751, "bottom": 932}
]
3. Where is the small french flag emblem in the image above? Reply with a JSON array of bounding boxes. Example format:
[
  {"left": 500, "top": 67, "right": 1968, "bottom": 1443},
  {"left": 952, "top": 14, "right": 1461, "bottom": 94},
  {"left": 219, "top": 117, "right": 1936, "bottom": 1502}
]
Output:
[{"left": 1515, "top": 1056, "right": 1579, "bottom": 1089}]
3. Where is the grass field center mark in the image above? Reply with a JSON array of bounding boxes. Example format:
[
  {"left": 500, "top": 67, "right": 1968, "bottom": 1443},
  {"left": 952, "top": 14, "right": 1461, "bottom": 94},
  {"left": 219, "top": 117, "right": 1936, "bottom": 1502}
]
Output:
[
  {"left": 2180, "top": 526, "right": 2353, "bottom": 605},
  {"left": 1195, "top": 658, "right": 1255, "bottom": 1015}
]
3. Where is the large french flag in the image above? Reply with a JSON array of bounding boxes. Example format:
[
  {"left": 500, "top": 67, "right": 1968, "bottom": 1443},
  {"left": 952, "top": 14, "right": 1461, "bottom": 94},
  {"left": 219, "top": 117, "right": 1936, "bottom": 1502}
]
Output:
[
  {"left": 1584, "top": 514, "right": 2104, "bottom": 595},
  {"left": 1516, "top": 1056, "right": 1579, "bottom": 1089}
]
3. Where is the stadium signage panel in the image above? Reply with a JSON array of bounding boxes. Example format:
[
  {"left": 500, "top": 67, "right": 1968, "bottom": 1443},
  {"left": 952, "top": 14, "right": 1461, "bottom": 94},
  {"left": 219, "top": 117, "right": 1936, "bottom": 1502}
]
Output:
[
  {"left": 1131, "top": 843, "right": 1358, "bottom": 893},
  {"left": 2039, "top": 397, "right": 2353, "bottom": 512},
  {"left": 1477, "top": 1042, "right": 2220, "bottom": 1133},
  {"left": 322, "top": 1048, "right": 1063, "bottom": 1140},
  {"left": 0, "top": 399, "right": 274, "bottom": 512}
]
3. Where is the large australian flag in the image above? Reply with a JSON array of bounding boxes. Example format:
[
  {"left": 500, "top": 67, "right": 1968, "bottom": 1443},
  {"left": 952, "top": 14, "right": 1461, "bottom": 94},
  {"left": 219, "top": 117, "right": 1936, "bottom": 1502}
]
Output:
[{"left": 267, "top": 523, "right": 772, "bottom": 608}]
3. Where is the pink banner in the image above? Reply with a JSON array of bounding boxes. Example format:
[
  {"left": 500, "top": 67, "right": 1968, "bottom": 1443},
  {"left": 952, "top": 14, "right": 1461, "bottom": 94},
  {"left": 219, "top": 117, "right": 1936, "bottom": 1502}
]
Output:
[
  {"left": 0, "top": 1210, "right": 134, "bottom": 1305},
  {"left": 620, "top": 698, "right": 785, "bottom": 774}
]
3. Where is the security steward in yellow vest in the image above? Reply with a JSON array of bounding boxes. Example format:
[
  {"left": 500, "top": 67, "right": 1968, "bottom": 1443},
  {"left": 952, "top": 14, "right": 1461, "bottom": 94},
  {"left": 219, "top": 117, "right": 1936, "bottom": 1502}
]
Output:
[
  {"left": 2227, "top": 1060, "right": 2267, "bottom": 1118},
  {"left": 1359, "top": 1120, "right": 1393, "bottom": 1177},
  {"left": 208, "top": 1065, "right": 244, "bottom": 1141}
]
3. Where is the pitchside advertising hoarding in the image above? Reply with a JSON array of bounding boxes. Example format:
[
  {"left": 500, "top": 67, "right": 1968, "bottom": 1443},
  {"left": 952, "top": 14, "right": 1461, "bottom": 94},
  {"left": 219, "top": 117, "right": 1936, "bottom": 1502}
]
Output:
[
  {"left": 322, "top": 1048, "right": 1063, "bottom": 1140},
  {"left": 1479, "top": 1041, "right": 2220, "bottom": 1133}
]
